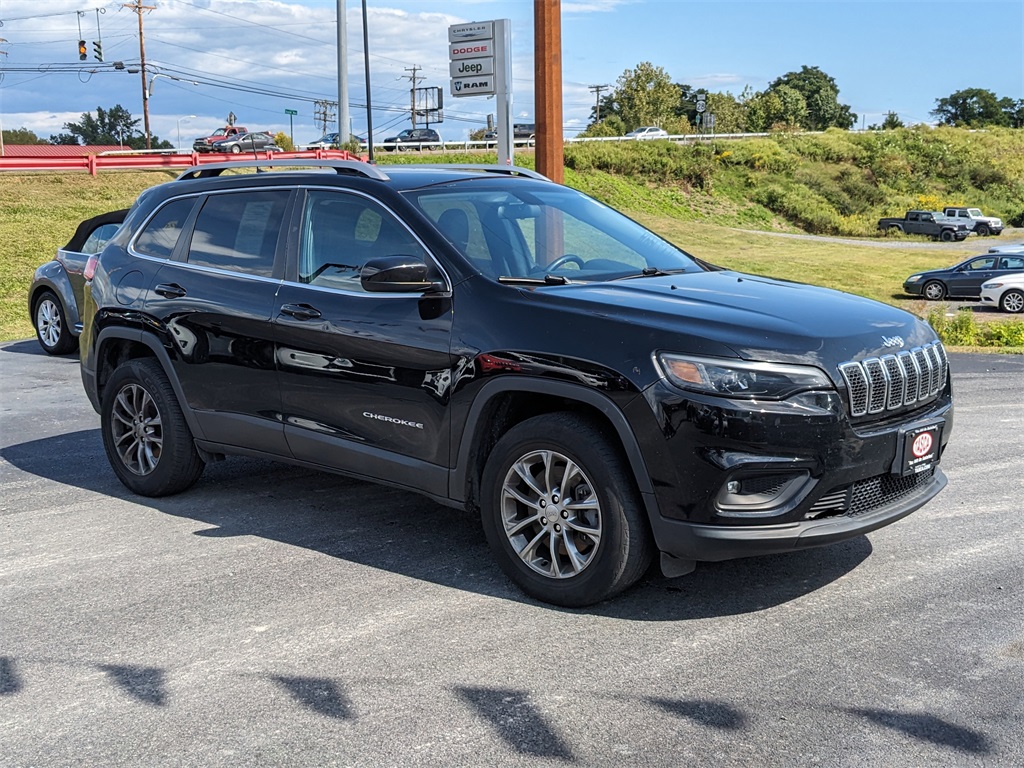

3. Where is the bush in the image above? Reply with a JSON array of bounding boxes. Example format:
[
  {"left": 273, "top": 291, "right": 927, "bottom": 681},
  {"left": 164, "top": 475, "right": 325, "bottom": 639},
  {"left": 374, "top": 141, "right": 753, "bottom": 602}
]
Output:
[
  {"left": 273, "top": 132, "right": 295, "bottom": 152},
  {"left": 927, "top": 306, "right": 1024, "bottom": 348}
]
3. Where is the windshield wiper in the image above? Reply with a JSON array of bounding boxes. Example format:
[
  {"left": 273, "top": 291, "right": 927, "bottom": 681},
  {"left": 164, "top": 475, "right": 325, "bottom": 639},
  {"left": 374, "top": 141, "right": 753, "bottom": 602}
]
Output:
[
  {"left": 497, "top": 274, "right": 569, "bottom": 286},
  {"left": 612, "top": 267, "right": 690, "bottom": 281}
]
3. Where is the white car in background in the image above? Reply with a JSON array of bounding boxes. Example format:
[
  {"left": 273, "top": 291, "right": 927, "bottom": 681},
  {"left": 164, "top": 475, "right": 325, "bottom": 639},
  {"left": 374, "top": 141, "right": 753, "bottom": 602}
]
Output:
[
  {"left": 988, "top": 243, "right": 1024, "bottom": 254},
  {"left": 626, "top": 126, "right": 670, "bottom": 140},
  {"left": 980, "top": 273, "right": 1024, "bottom": 313}
]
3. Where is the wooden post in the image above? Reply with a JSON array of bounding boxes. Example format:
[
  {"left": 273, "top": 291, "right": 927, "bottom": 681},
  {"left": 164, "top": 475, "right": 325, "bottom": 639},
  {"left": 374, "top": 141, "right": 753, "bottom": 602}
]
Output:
[{"left": 534, "top": 0, "right": 563, "bottom": 184}]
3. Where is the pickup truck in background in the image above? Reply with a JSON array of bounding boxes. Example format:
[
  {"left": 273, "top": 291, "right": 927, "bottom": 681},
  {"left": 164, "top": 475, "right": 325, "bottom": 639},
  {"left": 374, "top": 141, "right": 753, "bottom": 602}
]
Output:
[
  {"left": 878, "top": 210, "right": 970, "bottom": 242},
  {"left": 942, "top": 207, "right": 1003, "bottom": 237},
  {"left": 192, "top": 125, "right": 250, "bottom": 153}
]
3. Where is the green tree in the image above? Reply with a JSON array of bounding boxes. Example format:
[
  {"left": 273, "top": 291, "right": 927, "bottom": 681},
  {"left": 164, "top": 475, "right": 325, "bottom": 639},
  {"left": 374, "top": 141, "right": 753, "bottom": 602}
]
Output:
[
  {"left": 868, "top": 111, "right": 904, "bottom": 130},
  {"left": 768, "top": 65, "right": 856, "bottom": 130},
  {"left": 746, "top": 85, "right": 808, "bottom": 131},
  {"left": 273, "top": 131, "right": 295, "bottom": 152},
  {"left": 704, "top": 91, "right": 747, "bottom": 134},
  {"left": 50, "top": 105, "right": 172, "bottom": 149},
  {"left": 614, "top": 62, "right": 681, "bottom": 131},
  {"left": 1, "top": 127, "right": 48, "bottom": 144},
  {"left": 576, "top": 115, "right": 627, "bottom": 138},
  {"left": 931, "top": 88, "right": 1014, "bottom": 127}
]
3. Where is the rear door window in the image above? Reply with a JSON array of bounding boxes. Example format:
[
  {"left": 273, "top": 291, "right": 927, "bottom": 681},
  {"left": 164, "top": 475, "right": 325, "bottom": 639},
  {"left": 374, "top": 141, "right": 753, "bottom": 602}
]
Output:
[{"left": 185, "top": 190, "right": 291, "bottom": 277}]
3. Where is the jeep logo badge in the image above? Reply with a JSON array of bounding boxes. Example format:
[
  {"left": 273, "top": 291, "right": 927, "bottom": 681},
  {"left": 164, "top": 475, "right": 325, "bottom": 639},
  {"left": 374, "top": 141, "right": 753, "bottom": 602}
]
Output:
[{"left": 881, "top": 335, "right": 905, "bottom": 348}]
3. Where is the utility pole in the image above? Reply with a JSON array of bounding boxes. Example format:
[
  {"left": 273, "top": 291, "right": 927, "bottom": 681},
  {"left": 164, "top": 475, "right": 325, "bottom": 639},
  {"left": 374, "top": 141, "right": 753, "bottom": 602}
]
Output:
[
  {"left": 534, "top": 0, "right": 563, "bottom": 183},
  {"left": 123, "top": 0, "right": 156, "bottom": 149},
  {"left": 588, "top": 84, "right": 610, "bottom": 123},
  {"left": 403, "top": 65, "right": 421, "bottom": 128}
]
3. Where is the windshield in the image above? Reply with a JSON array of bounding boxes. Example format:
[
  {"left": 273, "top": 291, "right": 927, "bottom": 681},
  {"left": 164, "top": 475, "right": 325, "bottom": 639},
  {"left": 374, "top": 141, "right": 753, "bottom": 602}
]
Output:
[
  {"left": 406, "top": 181, "right": 702, "bottom": 282},
  {"left": 968, "top": 208, "right": 983, "bottom": 217}
]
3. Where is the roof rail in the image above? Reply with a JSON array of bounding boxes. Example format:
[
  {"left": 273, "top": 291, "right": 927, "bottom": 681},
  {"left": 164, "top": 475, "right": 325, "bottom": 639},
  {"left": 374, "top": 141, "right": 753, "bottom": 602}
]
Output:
[
  {"left": 175, "top": 158, "right": 390, "bottom": 182},
  {"left": 397, "top": 164, "right": 551, "bottom": 182}
]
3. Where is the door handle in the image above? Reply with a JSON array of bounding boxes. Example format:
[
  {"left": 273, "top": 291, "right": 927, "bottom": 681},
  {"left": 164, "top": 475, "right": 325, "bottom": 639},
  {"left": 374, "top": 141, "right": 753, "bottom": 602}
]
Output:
[
  {"left": 154, "top": 283, "right": 187, "bottom": 298},
  {"left": 280, "top": 303, "right": 322, "bottom": 321}
]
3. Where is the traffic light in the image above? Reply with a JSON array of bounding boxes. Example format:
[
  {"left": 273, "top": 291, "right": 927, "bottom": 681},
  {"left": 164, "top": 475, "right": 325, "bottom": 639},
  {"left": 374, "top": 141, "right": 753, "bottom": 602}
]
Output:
[
  {"left": 93, "top": 40, "right": 103, "bottom": 62},
  {"left": 78, "top": 40, "right": 87, "bottom": 61}
]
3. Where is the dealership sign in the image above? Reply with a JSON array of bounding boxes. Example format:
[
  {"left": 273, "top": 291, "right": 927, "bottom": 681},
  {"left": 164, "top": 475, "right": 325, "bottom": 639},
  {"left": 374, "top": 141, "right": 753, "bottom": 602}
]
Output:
[{"left": 448, "top": 22, "right": 499, "bottom": 98}]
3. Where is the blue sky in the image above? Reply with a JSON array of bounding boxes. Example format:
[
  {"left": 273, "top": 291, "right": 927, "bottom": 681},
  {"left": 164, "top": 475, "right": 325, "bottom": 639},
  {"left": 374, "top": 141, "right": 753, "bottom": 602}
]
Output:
[{"left": 1, "top": 0, "right": 1021, "bottom": 146}]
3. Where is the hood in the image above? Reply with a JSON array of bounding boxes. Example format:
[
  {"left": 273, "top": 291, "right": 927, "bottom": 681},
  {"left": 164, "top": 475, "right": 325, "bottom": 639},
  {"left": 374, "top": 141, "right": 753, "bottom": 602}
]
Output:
[{"left": 537, "top": 270, "right": 937, "bottom": 378}]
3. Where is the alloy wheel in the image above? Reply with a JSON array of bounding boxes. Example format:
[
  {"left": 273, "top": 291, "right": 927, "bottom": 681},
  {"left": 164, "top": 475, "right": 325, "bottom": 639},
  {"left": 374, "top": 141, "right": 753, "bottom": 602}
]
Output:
[
  {"left": 35, "top": 298, "right": 62, "bottom": 349},
  {"left": 110, "top": 383, "right": 163, "bottom": 475},
  {"left": 499, "top": 449, "right": 603, "bottom": 579}
]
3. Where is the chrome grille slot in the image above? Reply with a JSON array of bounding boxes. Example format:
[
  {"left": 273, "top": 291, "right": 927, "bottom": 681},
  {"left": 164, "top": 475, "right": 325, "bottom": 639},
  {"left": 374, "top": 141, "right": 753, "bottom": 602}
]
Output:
[{"left": 839, "top": 341, "right": 947, "bottom": 420}]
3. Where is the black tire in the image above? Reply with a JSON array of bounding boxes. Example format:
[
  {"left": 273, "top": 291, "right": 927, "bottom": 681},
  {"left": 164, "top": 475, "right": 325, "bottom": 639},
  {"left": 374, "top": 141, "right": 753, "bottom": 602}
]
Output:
[
  {"left": 940, "top": 229, "right": 955, "bottom": 242},
  {"left": 999, "top": 289, "right": 1024, "bottom": 314},
  {"left": 33, "top": 289, "right": 78, "bottom": 355},
  {"left": 101, "top": 358, "right": 205, "bottom": 497},
  {"left": 923, "top": 280, "right": 947, "bottom": 301},
  {"left": 975, "top": 224, "right": 990, "bottom": 237},
  {"left": 480, "top": 413, "right": 654, "bottom": 607}
]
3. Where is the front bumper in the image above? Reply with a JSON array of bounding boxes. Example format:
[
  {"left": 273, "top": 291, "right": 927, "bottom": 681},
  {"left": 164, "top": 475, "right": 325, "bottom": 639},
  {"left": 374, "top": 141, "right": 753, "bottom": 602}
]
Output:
[
  {"left": 903, "top": 280, "right": 924, "bottom": 296},
  {"left": 647, "top": 467, "right": 946, "bottom": 562}
]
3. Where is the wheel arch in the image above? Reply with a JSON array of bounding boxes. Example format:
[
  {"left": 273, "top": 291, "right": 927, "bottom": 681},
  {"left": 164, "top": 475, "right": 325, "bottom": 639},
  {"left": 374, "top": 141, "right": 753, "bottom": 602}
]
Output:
[
  {"left": 451, "top": 378, "right": 655, "bottom": 511},
  {"left": 29, "top": 269, "right": 81, "bottom": 334},
  {"left": 93, "top": 327, "right": 206, "bottom": 440}
]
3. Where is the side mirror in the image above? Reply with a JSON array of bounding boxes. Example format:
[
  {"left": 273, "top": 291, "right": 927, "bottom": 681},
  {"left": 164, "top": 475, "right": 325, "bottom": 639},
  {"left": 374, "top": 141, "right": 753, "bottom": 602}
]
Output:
[{"left": 360, "top": 255, "right": 443, "bottom": 293}]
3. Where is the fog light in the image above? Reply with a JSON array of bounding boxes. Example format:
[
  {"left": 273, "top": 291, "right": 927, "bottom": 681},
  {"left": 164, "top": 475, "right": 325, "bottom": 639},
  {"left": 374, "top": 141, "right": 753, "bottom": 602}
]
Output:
[{"left": 716, "top": 472, "right": 813, "bottom": 517}]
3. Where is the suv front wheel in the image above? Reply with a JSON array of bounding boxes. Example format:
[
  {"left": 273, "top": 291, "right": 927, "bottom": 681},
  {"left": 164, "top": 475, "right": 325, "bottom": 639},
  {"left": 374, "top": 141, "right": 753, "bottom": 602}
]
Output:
[
  {"left": 480, "top": 413, "right": 653, "bottom": 607},
  {"left": 101, "top": 358, "right": 205, "bottom": 497}
]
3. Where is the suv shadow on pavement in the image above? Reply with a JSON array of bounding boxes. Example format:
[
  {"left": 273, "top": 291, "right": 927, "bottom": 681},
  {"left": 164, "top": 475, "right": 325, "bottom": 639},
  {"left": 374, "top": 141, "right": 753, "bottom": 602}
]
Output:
[{"left": 1, "top": 428, "right": 872, "bottom": 621}]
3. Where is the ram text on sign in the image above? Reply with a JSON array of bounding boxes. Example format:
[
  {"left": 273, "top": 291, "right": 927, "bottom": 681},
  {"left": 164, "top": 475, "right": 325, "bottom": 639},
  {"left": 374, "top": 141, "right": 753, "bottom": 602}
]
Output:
[
  {"left": 450, "top": 57, "right": 494, "bottom": 78},
  {"left": 451, "top": 76, "right": 496, "bottom": 97},
  {"left": 449, "top": 41, "right": 494, "bottom": 60},
  {"left": 448, "top": 22, "right": 493, "bottom": 43}
]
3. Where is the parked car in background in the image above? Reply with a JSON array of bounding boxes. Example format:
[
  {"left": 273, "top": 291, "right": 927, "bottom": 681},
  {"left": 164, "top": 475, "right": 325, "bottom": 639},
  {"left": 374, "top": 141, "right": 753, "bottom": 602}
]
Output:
[
  {"left": 210, "top": 131, "right": 281, "bottom": 154},
  {"left": 626, "top": 126, "right": 670, "bottom": 140},
  {"left": 942, "top": 207, "right": 1003, "bottom": 237},
  {"left": 381, "top": 128, "right": 441, "bottom": 151},
  {"left": 192, "top": 125, "right": 249, "bottom": 153},
  {"left": 29, "top": 209, "right": 126, "bottom": 354},
  {"left": 988, "top": 243, "right": 1024, "bottom": 254},
  {"left": 483, "top": 123, "right": 536, "bottom": 146},
  {"left": 304, "top": 132, "right": 340, "bottom": 150},
  {"left": 904, "top": 253, "right": 1024, "bottom": 300},
  {"left": 879, "top": 211, "right": 969, "bottom": 242},
  {"left": 78, "top": 158, "right": 951, "bottom": 607},
  {"left": 980, "top": 273, "right": 1024, "bottom": 313}
]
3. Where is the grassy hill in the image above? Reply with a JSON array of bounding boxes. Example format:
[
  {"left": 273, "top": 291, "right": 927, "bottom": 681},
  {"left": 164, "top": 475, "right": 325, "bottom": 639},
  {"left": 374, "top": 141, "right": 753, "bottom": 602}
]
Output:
[{"left": 3, "top": 127, "right": 1023, "bottom": 350}]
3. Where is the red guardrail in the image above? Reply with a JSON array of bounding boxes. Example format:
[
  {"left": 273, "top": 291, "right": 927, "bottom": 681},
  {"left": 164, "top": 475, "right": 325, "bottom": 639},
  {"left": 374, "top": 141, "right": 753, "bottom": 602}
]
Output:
[{"left": 0, "top": 149, "right": 362, "bottom": 176}]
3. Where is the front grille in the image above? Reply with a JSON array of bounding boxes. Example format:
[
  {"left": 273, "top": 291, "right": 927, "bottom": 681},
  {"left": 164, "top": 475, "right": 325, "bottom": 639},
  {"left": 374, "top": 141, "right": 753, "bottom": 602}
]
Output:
[
  {"left": 803, "top": 468, "right": 936, "bottom": 521},
  {"left": 839, "top": 341, "right": 947, "bottom": 418}
]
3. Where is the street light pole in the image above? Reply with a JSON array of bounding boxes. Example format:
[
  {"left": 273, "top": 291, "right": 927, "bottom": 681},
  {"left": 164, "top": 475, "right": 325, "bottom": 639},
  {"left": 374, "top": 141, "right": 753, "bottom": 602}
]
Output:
[{"left": 176, "top": 115, "right": 196, "bottom": 152}]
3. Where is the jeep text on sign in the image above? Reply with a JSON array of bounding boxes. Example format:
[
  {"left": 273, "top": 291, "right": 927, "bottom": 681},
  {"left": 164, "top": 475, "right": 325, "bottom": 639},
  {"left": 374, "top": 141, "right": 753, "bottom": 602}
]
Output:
[{"left": 449, "top": 57, "right": 494, "bottom": 78}]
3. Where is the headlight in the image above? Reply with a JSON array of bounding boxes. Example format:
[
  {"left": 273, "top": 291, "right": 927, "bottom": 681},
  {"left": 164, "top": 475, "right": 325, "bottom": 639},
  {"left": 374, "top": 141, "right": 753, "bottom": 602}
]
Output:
[
  {"left": 982, "top": 282, "right": 1003, "bottom": 289},
  {"left": 656, "top": 353, "right": 833, "bottom": 400},
  {"left": 906, "top": 275, "right": 923, "bottom": 283}
]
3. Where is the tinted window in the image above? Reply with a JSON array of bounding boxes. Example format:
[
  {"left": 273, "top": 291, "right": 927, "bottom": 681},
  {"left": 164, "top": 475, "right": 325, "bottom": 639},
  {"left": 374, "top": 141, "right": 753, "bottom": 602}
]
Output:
[
  {"left": 135, "top": 198, "right": 197, "bottom": 259},
  {"left": 298, "top": 190, "right": 433, "bottom": 292},
  {"left": 82, "top": 223, "right": 122, "bottom": 254},
  {"left": 186, "top": 190, "right": 289, "bottom": 277},
  {"left": 1001, "top": 256, "right": 1024, "bottom": 270}
]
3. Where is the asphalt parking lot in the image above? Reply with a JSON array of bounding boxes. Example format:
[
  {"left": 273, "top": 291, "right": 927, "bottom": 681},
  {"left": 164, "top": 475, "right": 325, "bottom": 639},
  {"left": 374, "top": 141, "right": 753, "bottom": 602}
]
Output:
[{"left": 1, "top": 341, "right": 1022, "bottom": 767}]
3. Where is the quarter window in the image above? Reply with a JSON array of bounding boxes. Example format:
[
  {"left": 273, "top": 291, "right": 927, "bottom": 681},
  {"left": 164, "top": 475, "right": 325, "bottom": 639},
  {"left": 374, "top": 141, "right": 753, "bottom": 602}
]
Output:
[
  {"left": 134, "top": 198, "right": 196, "bottom": 259},
  {"left": 186, "top": 190, "right": 289, "bottom": 276}
]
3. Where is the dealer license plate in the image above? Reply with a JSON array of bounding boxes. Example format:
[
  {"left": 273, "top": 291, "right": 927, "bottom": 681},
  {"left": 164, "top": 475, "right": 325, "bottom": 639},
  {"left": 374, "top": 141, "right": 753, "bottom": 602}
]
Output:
[{"left": 895, "top": 421, "right": 943, "bottom": 477}]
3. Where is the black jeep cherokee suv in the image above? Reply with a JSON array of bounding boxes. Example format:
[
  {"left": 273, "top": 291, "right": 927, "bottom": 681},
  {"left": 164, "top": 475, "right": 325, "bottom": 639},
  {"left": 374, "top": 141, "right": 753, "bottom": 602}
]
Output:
[{"left": 80, "top": 159, "right": 953, "bottom": 607}]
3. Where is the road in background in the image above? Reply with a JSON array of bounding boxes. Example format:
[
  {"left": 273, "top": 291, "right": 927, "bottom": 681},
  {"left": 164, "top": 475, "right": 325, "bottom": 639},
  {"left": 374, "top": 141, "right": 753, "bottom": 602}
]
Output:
[{"left": 1, "top": 341, "right": 1022, "bottom": 767}]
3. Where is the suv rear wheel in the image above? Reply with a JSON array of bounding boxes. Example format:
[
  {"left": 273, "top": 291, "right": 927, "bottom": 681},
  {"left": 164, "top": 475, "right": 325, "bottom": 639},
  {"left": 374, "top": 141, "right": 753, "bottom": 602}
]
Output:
[
  {"left": 33, "top": 290, "right": 77, "bottom": 355},
  {"left": 101, "top": 359, "right": 205, "bottom": 497},
  {"left": 480, "top": 413, "right": 653, "bottom": 607}
]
